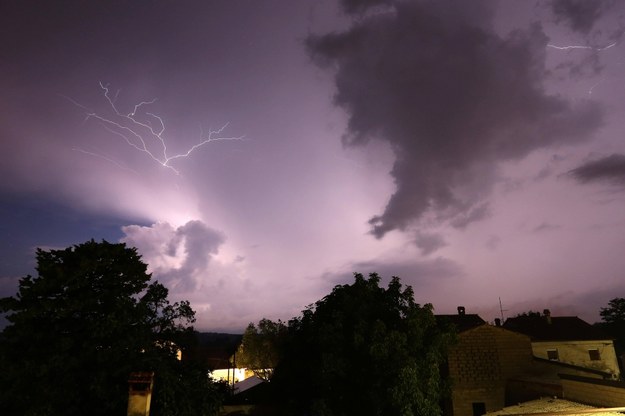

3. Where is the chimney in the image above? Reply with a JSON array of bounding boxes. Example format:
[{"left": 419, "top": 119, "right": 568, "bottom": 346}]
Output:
[
  {"left": 543, "top": 309, "right": 552, "bottom": 324},
  {"left": 457, "top": 306, "right": 466, "bottom": 316},
  {"left": 495, "top": 318, "right": 501, "bottom": 327}
]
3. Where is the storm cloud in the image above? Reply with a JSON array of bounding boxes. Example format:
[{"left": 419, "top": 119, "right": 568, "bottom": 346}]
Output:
[
  {"left": 550, "top": 0, "right": 605, "bottom": 34},
  {"left": 569, "top": 153, "right": 625, "bottom": 185},
  {"left": 307, "top": 0, "right": 603, "bottom": 238}
]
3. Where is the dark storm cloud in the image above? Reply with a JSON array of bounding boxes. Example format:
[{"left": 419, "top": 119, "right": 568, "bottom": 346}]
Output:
[
  {"left": 414, "top": 232, "right": 447, "bottom": 256},
  {"left": 340, "top": 0, "right": 393, "bottom": 14},
  {"left": 307, "top": 0, "right": 603, "bottom": 238},
  {"left": 550, "top": 0, "right": 605, "bottom": 34},
  {"left": 569, "top": 154, "right": 625, "bottom": 185}
]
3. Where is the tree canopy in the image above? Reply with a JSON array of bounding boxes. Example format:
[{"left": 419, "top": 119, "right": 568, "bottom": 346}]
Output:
[
  {"left": 271, "top": 272, "right": 455, "bottom": 416},
  {"left": 0, "top": 240, "right": 222, "bottom": 416},
  {"left": 600, "top": 298, "right": 625, "bottom": 324},
  {"left": 598, "top": 297, "right": 625, "bottom": 354},
  {"left": 236, "top": 318, "right": 287, "bottom": 381}
]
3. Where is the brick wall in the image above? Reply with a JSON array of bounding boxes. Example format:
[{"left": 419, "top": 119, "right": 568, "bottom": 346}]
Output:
[
  {"left": 452, "top": 387, "right": 505, "bottom": 416},
  {"left": 448, "top": 325, "right": 533, "bottom": 416}
]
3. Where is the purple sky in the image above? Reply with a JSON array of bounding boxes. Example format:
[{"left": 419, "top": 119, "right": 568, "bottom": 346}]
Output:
[{"left": 2, "top": 0, "right": 625, "bottom": 332}]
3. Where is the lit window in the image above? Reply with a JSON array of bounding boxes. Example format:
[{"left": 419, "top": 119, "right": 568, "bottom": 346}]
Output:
[
  {"left": 547, "top": 349, "right": 559, "bottom": 360},
  {"left": 589, "top": 349, "right": 601, "bottom": 361}
]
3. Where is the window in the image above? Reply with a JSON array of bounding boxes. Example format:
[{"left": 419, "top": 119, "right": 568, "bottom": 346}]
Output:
[
  {"left": 547, "top": 349, "right": 559, "bottom": 361},
  {"left": 589, "top": 349, "right": 601, "bottom": 361},
  {"left": 472, "top": 402, "right": 486, "bottom": 416}
]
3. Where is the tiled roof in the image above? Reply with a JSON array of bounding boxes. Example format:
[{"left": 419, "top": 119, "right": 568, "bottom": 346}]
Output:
[
  {"left": 502, "top": 315, "right": 610, "bottom": 341},
  {"left": 486, "top": 397, "right": 623, "bottom": 416},
  {"left": 436, "top": 313, "right": 486, "bottom": 332}
]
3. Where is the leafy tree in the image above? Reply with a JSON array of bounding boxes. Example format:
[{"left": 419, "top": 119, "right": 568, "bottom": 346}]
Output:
[
  {"left": 272, "top": 273, "right": 455, "bottom": 416},
  {"left": 0, "top": 240, "right": 223, "bottom": 416},
  {"left": 514, "top": 310, "right": 542, "bottom": 317},
  {"left": 600, "top": 298, "right": 625, "bottom": 324},
  {"left": 236, "top": 318, "right": 287, "bottom": 381},
  {"left": 599, "top": 297, "right": 625, "bottom": 354}
]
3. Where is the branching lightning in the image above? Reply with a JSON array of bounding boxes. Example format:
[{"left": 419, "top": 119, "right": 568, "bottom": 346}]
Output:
[{"left": 65, "top": 82, "right": 243, "bottom": 175}]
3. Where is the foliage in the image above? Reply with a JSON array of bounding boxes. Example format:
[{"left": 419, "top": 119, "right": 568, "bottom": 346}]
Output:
[
  {"left": 598, "top": 297, "right": 625, "bottom": 354},
  {"left": 272, "top": 273, "right": 455, "bottom": 416},
  {"left": 0, "top": 240, "right": 222, "bottom": 416},
  {"left": 514, "top": 310, "right": 542, "bottom": 317},
  {"left": 236, "top": 318, "right": 287, "bottom": 381},
  {"left": 600, "top": 298, "right": 625, "bottom": 324}
]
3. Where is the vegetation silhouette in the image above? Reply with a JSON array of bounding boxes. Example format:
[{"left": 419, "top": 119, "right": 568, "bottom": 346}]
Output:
[
  {"left": 256, "top": 273, "right": 456, "bottom": 416},
  {"left": 0, "top": 240, "right": 224, "bottom": 416}
]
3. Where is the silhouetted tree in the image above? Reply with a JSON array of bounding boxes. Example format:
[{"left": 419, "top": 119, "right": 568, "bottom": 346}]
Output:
[
  {"left": 0, "top": 240, "right": 223, "bottom": 416},
  {"left": 236, "top": 318, "right": 287, "bottom": 381},
  {"left": 514, "top": 310, "right": 542, "bottom": 317},
  {"left": 272, "top": 273, "right": 455, "bottom": 416},
  {"left": 599, "top": 298, "right": 625, "bottom": 355}
]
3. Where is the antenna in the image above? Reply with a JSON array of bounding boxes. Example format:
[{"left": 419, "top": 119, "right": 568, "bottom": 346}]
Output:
[{"left": 499, "top": 297, "right": 508, "bottom": 323}]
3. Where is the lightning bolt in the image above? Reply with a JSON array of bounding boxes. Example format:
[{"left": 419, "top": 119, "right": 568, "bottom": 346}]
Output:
[
  {"left": 64, "top": 82, "right": 243, "bottom": 175},
  {"left": 547, "top": 42, "right": 617, "bottom": 51},
  {"left": 546, "top": 40, "right": 620, "bottom": 97}
]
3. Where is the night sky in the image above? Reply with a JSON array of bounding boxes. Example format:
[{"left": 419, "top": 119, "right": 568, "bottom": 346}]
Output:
[{"left": 2, "top": 0, "right": 625, "bottom": 332}]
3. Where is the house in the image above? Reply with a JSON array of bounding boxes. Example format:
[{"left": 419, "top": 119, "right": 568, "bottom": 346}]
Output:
[
  {"left": 438, "top": 307, "right": 535, "bottom": 416},
  {"left": 184, "top": 332, "right": 253, "bottom": 384},
  {"left": 503, "top": 310, "right": 620, "bottom": 379}
]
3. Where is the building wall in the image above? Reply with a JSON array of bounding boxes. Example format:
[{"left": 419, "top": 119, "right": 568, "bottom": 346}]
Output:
[
  {"left": 451, "top": 387, "right": 505, "bottom": 416},
  {"left": 447, "top": 325, "right": 533, "bottom": 416},
  {"left": 532, "top": 340, "right": 620, "bottom": 378},
  {"left": 210, "top": 367, "right": 251, "bottom": 384},
  {"left": 561, "top": 374, "right": 625, "bottom": 407}
]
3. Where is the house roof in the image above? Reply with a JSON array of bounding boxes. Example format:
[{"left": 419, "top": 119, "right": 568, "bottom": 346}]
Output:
[
  {"left": 185, "top": 332, "right": 243, "bottom": 369},
  {"left": 485, "top": 397, "right": 623, "bottom": 416},
  {"left": 503, "top": 315, "right": 610, "bottom": 341},
  {"left": 436, "top": 313, "right": 486, "bottom": 332},
  {"left": 234, "top": 375, "right": 266, "bottom": 394}
]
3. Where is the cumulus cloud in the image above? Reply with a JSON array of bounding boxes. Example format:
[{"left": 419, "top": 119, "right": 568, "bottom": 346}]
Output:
[
  {"left": 121, "top": 220, "right": 225, "bottom": 292},
  {"left": 569, "top": 153, "right": 625, "bottom": 185},
  {"left": 307, "top": 0, "right": 603, "bottom": 238},
  {"left": 339, "top": 0, "right": 394, "bottom": 14}
]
